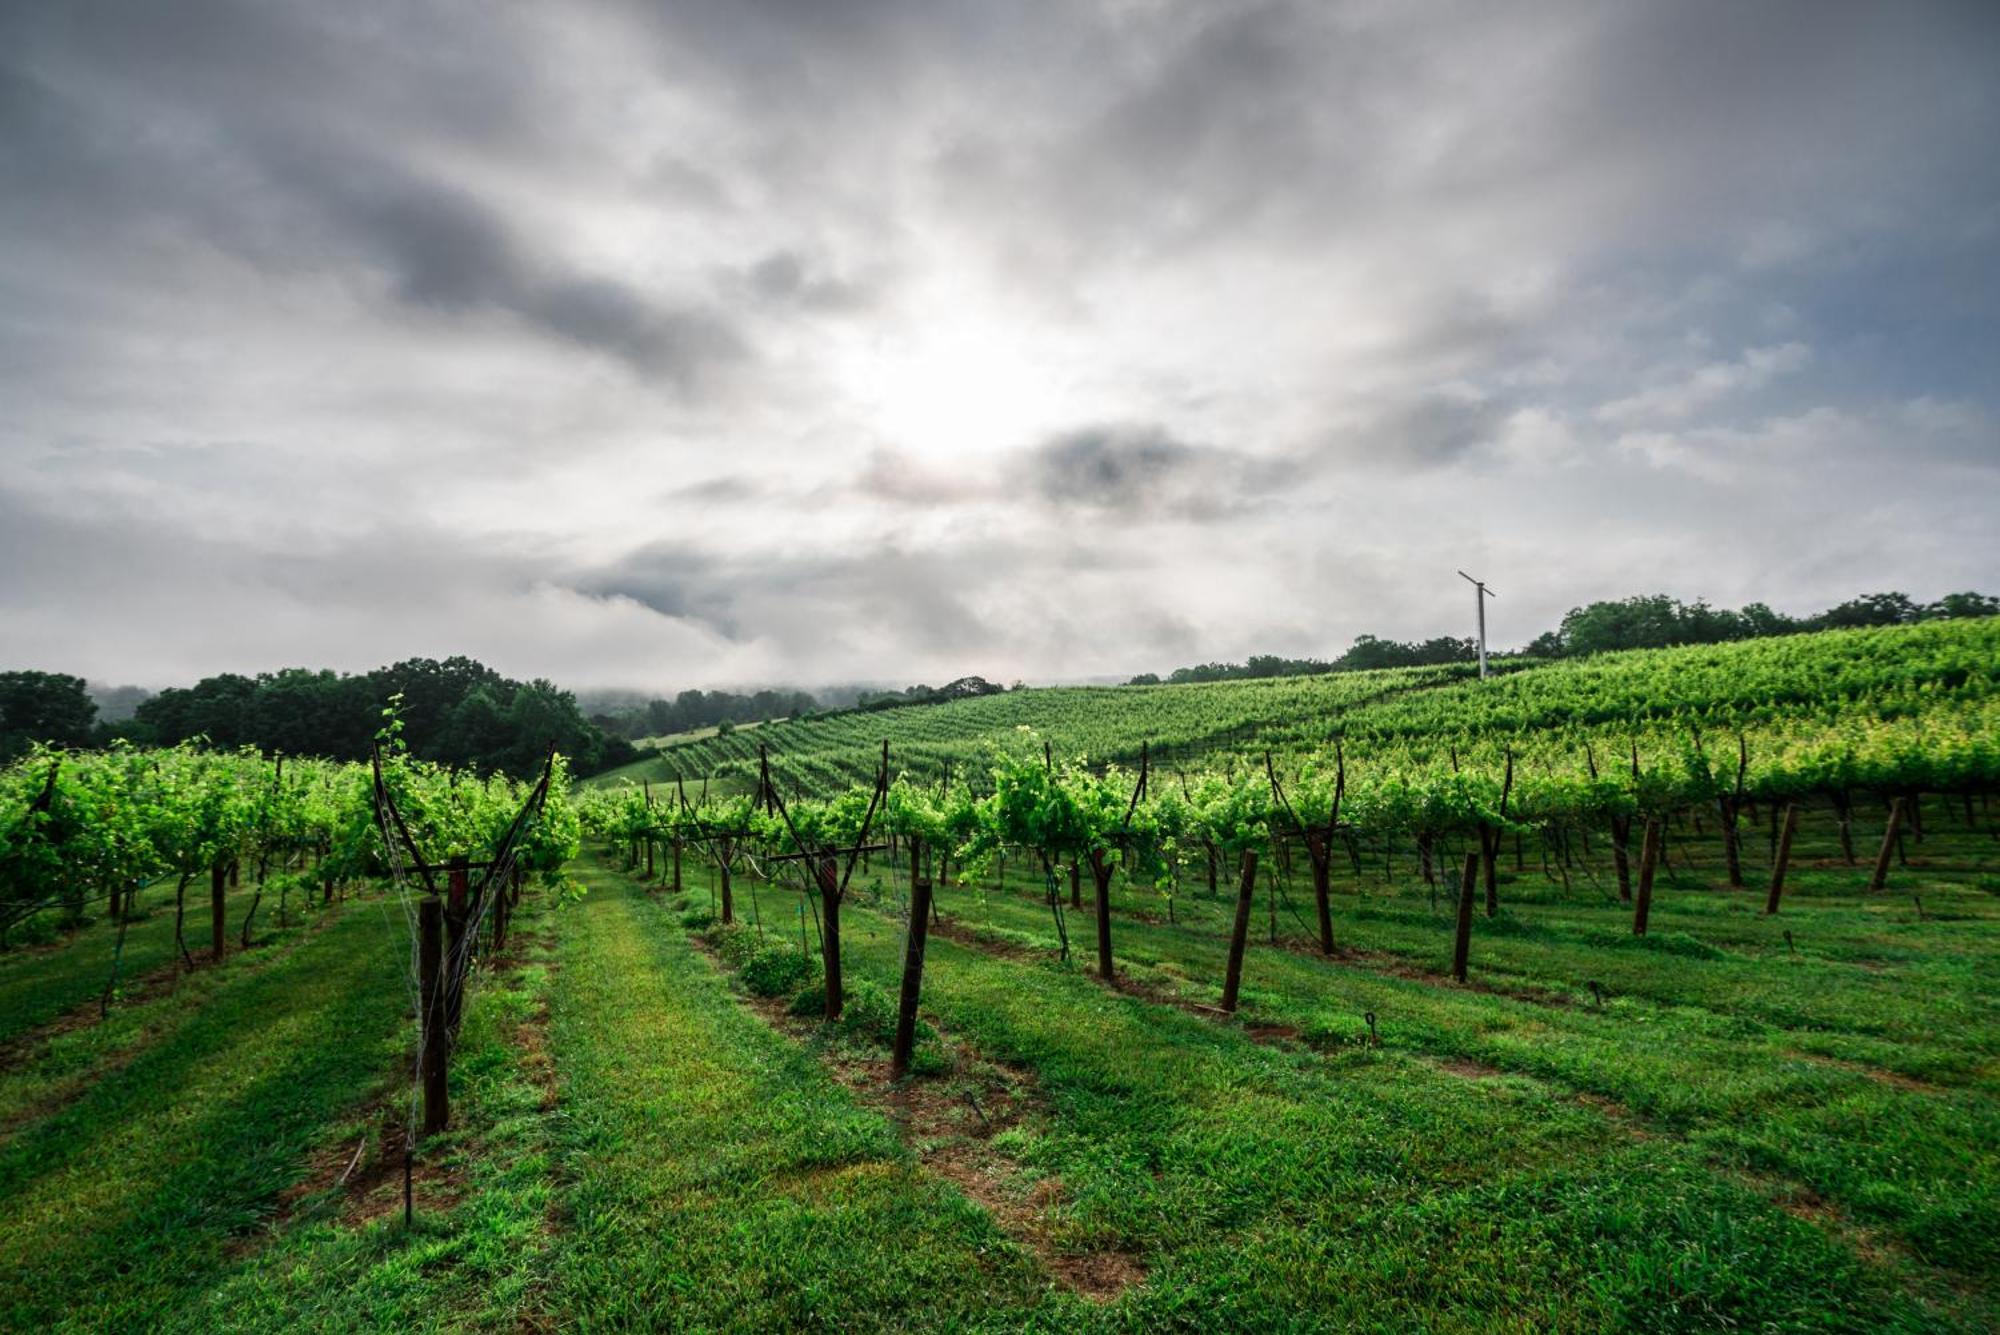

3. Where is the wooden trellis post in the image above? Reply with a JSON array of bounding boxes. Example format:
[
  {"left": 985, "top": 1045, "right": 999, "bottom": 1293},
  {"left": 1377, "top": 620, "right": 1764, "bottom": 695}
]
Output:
[
  {"left": 1868, "top": 798, "right": 1905, "bottom": 893},
  {"left": 1451, "top": 851, "right": 1478, "bottom": 982},
  {"left": 1632, "top": 819, "right": 1661, "bottom": 936},
  {"left": 210, "top": 860, "right": 228, "bottom": 961},
  {"left": 890, "top": 841, "right": 934, "bottom": 1080},
  {"left": 1764, "top": 805, "right": 1799, "bottom": 915},
  {"left": 419, "top": 895, "right": 449, "bottom": 1134},
  {"left": 1221, "top": 849, "right": 1259, "bottom": 1014}
]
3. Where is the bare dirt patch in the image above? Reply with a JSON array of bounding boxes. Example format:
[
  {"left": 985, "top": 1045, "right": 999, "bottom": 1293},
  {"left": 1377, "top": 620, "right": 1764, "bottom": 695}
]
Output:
[
  {"left": 1787, "top": 1050, "right": 1946, "bottom": 1095},
  {"left": 1436, "top": 1056, "right": 1507, "bottom": 1080}
]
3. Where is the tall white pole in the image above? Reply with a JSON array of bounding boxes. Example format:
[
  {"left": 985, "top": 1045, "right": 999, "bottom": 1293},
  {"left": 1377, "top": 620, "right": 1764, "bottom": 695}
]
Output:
[
  {"left": 1475, "top": 583, "right": 1488, "bottom": 678},
  {"left": 1458, "top": 570, "right": 1495, "bottom": 680}
]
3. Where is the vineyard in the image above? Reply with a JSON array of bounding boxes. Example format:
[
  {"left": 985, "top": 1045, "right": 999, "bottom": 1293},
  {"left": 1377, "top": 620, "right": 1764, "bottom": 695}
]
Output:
[{"left": 0, "top": 621, "right": 1996, "bottom": 1330}]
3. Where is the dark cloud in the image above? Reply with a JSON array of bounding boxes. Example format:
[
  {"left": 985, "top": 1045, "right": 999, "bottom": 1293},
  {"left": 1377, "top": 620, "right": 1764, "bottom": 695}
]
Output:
[
  {"left": 740, "top": 250, "right": 874, "bottom": 313},
  {"left": 573, "top": 537, "right": 1012, "bottom": 659},
  {"left": 1020, "top": 425, "right": 1280, "bottom": 519},
  {"left": 1361, "top": 396, "right": 1512, "bottom": 468}
]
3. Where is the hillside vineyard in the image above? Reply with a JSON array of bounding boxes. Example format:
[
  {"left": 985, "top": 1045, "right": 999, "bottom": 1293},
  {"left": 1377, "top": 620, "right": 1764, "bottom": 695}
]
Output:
[{"left": 3, "top": 620, "right": 1996, "bottom": 1330}]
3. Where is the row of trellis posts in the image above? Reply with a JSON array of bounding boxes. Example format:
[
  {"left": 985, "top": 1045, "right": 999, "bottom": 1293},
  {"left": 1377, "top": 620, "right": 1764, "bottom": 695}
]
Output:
[{"left": 632, "top": 738, "right": 1955, "bottom": 1069}]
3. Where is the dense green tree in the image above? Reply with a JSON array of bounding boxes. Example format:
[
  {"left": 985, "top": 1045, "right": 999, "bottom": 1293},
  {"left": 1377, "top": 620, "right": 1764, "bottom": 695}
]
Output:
[
  {"left": 1922, "top": 590, "right": 1998, "bottom": 620},
  {"left": 1814, "top": 591, "right": 1921, "bottom": 629},
  {"left": 134, "top": 673, "right": 259, "bottom": 748},
  {"left": 245, "top": 668, "right": 374, "bottom": 758},
  {"left": 115, "top": 657, "right": 631, "bottom": 778},
  {"left": 0, "top": 672, "right": 98, "bottom": 760}
]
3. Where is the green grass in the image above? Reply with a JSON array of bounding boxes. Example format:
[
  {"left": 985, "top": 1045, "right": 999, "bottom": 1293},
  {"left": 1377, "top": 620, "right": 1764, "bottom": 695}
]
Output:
[
  {"left": 536, "top": 863, "right": 1059, "bottom": 1329},
  {"left": 170, "top": 892, "right": 562, "bottom": 1332},
  {"left": 657, "top": 827, "right": 1995, "bottom": 1331},
  {"left": 1, "top": 829, "right": 1990, "bottom": 1330},
  {"left": 0, "top": 894, "right": 411, "bottom": 1330},
  {"left": 0, "top": 874, "right": 303, "bottom": 1045}
]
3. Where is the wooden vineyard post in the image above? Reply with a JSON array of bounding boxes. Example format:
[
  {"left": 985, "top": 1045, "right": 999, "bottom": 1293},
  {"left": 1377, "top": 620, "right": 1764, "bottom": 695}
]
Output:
[
  {"left": 1090, "top": 850, "right": 1115, "bottom": 981},
  {"left": 492, "top": 867, "right": 509, "bottom": 952},
  {"left": 1719, "top": 797, "right": 1743, "bottom": 888},
  {"left": 1868, "top": 797, "right": 1905, "bottom": 893},
  {"left": 210, "top": 860, "right": 228, "bottom": 962},
  {"left": 419, "top": 895, "right": 449, "bottom": 1135},
  {"left": 1451, "top": 851, "right": 1478, "bottom": 982},
  {"left": 1484, "top": 835, "right": 1499, "bottom": 918},
  {"left": 1764, "top": 805, "right": 1799, "bottom": 915},
  {"left": 445, "top": 858, "right": 469, "bottom": 1031},
  {"left": 819, "top": 856, "right": 843, "bottom": 1021},
  {"left": 1310, "top": 835, "right": 1334, "bottom": 957},
  {"left": 890, "top": 842, "right": 933, "bottom": 1081},
  {"left": 718, "top": 843, "right": 735, "bottom": 924},
  {"left": 1609, "top": 817, "right": 1632, "bottom": 902},
  {"left": 1632, "top": 819, "right": 1661, "bottom": 936},
  {"left": 1483, "top": 750, "right": 1512, "bottom": 918},
  {"left": 1221, "top": 850, "right": 1259, "bottom": 1014}
]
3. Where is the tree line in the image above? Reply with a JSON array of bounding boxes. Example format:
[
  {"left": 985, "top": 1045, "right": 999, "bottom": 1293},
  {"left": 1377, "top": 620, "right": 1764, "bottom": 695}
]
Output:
[
  {"left": 0, "top": 657, "right": 636, "bottom": 777},
  {"left": 590, "top": 675, "right": 1010, "bottom": 740},
  {"left": 1129, "top": 589, "right": 1996, "bottom": 686}
]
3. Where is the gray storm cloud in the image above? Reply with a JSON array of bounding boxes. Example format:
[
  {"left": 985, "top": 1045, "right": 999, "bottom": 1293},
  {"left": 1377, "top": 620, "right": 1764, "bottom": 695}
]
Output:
[{"left": 1, "top": 1, "right": 1996, "bottom": 691}]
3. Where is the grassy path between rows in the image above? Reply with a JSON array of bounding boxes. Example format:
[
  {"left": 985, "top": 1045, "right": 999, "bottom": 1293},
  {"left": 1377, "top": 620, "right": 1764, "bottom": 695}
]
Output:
[
  {"left": 0, "top": 877, "right": 302, "bottom": 1047},
  {"left": 0, "top": 897, "right": 411, "bottom": 1330},
  {"left": 534, "top": 862, "right": 1059, "bottom": 1330},
  {"left": 924, "top": 860, "right": 2000, "bottom": 1293},
  {"left": 655, "top": 848, "right": 1983, "bottom": 1331},
  {"left": 2, "top": 848, "right": 1988, "bottom": 1329}
]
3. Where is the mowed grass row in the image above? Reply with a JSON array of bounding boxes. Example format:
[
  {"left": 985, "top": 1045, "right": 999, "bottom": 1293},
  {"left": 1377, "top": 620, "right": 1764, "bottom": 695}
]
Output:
[
  {"left": 656, "top": 852, "right": 1978, "bottom": 1331},
  {"left": 905, "top": 860, "right": 1999, "bottom": 1297},
  {"left": 0, "top": 897, "right": 413, "bottom": 1330},
  {"left": 0, "top": 885, "right": 571, "bottom": 1334},
  {"left": 0, "top": 875, "right": 311, "bottom": 1045},
  {"left": 540, "top": 863, "right": 1061, "bottom": 1330},
  {"left": 931, "top": 816, "right": 2000, "bottom": 1084},
  {"left": 0, "top": 893, "right": 347, "bottom": 1142},
  {"left": 169, "top": 892, "right": 564, "bottom": 1333}
]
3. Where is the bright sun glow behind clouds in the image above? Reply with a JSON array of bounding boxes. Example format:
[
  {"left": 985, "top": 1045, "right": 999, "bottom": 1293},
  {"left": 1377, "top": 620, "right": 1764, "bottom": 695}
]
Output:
[{"left": 832, "top": 276, "right": 1081, "bottom": 461}]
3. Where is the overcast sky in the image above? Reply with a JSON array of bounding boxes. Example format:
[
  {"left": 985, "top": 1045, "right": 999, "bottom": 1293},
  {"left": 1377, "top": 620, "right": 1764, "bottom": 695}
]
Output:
[{"left": 3, "top": 1, "right": 1996, "bottom": 692}]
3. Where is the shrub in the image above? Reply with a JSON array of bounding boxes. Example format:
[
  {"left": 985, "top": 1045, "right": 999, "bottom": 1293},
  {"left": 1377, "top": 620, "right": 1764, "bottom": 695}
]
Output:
[
  {"left": 679, "top": 907, "right": 715, "bottom": 931},
  {"left": 741, "top": 945, "right": 816, "bottom": 998},
  {"left": 709, "top": 923, "right": 759, "bottom": 967},
  {"left": 837, "top": 978, "right": 937, "bottom": 1049}
]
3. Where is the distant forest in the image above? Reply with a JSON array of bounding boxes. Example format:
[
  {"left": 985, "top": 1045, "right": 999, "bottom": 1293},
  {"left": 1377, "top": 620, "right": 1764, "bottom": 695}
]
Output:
[
  {"left": 1, "top": 658, "right": 635, "bottom": 777},
  {"left": 1129, "top": 589, "right": 1997, "bottom": 685},
  {"left": 585, "top": 675, "right": 1009, "bottom": 741},
  {"left": 6, "top": 590, "right": 1991, "bottom": 771}
]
